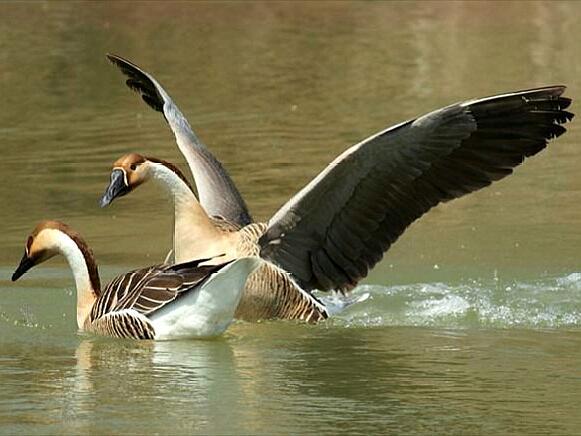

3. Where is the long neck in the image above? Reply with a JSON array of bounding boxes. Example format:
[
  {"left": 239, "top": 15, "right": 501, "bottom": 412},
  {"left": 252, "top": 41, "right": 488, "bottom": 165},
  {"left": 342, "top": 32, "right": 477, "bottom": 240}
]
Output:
[
  {"left": 49, "top": 230, "right": 100, "bottom": 329},
  {"left": 148, "top": 161, "right": 200, "bottom": 214},
  {"left": 148, "top": 162, "right": 232, "bottom": 263}
]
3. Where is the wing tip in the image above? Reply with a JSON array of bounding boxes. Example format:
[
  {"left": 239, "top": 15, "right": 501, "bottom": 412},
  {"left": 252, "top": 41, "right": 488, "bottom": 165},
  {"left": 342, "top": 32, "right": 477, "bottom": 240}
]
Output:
[
  {"left": 511, "top": 84, "right": 567, "bottom": 97},
  {"left": 461, "top": 85, "right": 571, "bottom": 109},
  {"left": 105, "top": 52, "right": 141, "bottom": 72},
  {"left": 105, "top": 52, "right": 124, "bottom": 67}
]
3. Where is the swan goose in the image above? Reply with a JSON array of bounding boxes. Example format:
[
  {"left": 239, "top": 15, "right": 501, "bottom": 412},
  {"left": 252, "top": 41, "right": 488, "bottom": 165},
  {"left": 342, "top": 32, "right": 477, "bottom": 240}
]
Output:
[
  {"left": 105, "top": 54, "right": 574, "bottom": 318},
  {"left": 100, "top": 155, "right": 331, "bottom": 322},
  {"left": 11, "top": 220, "right": 262, "bottom": 340}
]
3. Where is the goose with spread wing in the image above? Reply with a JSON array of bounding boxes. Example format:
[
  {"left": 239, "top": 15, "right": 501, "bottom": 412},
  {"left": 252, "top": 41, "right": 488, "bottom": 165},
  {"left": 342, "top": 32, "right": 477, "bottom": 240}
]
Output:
[
  {"left": 105, "top": 54, "right": 573, "bottom": 313},
  {"left": 101, "top": 154, "right": 331, "bottom": 322},
  {"left": 11, "top": 221, "right": 262, "bottom": 339}
]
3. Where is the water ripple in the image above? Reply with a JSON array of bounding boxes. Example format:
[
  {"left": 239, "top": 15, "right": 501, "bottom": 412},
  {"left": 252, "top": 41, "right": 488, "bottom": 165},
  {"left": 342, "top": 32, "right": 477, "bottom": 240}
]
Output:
[{"left": 330, "top": 273, "right": 581, "bottom": 329}]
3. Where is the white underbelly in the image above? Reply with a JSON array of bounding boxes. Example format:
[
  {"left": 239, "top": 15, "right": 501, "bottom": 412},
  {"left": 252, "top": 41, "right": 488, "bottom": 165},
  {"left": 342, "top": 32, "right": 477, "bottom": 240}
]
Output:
[{"left": 150, "top": 257, "right": 262, "bottom": 340}]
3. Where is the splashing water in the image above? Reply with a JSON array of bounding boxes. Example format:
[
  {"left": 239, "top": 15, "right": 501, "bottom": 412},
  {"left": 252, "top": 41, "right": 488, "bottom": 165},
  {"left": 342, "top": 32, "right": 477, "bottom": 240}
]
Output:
[{"left": 326, "top": 273, "right": 581, "bottom": 329}]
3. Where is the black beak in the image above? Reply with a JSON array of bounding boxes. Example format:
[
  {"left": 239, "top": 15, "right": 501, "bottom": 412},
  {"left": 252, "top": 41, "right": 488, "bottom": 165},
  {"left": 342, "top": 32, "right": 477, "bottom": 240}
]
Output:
[
  {"left": 100, "top": 169, "right": 130, "bottom": 207},
  {"left": 12, "top": 252, "right": 35, "bottom": 282}
]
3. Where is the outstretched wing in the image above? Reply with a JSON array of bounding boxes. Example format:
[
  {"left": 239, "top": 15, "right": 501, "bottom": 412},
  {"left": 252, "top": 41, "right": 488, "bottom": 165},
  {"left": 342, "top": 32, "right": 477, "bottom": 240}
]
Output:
[
  {"left": 92, "top": 259, "right": 229, "bottom": 319},
  {"left": 259, "top": 86, "right": 573, "bottom": 292},
  {"left": 106, "top": 53, "right": 252, "bottom": 227}
]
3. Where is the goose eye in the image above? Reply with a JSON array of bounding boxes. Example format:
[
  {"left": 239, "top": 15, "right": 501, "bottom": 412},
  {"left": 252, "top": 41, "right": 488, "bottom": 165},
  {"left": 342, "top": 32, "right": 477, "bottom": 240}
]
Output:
[{"left": 130, "top": 164, "right": 137, "bottom": 171}]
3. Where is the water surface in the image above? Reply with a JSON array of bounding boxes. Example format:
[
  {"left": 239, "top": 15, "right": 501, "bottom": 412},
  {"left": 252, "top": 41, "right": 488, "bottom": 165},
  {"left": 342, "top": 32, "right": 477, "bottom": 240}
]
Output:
[{"left": 1, "top": 2, "right": 581, "bottom": 434}]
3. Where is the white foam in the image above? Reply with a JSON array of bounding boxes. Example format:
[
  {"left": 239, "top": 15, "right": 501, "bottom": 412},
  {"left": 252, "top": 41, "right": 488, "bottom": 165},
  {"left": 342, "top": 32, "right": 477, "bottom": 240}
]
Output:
[{"left": 330, "top": 273, "right": 581, "bottom": 329}]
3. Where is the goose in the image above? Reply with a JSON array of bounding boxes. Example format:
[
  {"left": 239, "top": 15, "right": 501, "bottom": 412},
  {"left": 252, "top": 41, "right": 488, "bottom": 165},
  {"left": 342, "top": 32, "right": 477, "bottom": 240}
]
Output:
[
  {"left": 11, "top": 220, "right": 262, "bottom": 340},
  {"left": 105, "top": 54, "right": 573, "bottom": 318},
  {"left": 101, "top": 153, "right": 331, "bottom": 322}
]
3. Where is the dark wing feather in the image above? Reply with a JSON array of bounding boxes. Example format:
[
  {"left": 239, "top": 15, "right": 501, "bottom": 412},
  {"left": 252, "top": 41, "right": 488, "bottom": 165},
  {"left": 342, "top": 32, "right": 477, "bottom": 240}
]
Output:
[
  {"left": 106, "top": 53, "right": 252, "bottom": 227},
  {"left": 132, "top": 262, "right": 228, "bottom": 316},
  {"left": 259, "top": 86, "right": 573, "bottom": 292},
  {"left": 92, "top": 259, "right": 229, "bottom": 319}
]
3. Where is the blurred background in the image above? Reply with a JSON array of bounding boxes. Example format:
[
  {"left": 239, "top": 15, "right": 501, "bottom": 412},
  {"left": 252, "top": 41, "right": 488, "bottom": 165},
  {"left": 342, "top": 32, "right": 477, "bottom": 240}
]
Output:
[{"left": 1, "top": 1, "right": 579, "bottom": 282}]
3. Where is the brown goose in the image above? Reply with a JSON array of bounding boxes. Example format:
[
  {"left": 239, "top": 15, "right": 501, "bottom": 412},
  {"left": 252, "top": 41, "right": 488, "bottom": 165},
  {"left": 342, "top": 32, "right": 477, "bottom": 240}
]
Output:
[
  {"left": 105, "top": 54, "right": 573, "bottom": 317},
  {"left": 101, "top": 154, "right": 331, "bottom": 322},
  {"left": 11, "top": 220, "right": 262, "bottom": 339}
]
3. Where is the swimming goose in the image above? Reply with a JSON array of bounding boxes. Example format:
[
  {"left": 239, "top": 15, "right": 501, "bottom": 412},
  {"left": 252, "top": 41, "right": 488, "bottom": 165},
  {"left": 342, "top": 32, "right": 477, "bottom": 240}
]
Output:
[
  {"left": 106, "top": 54, "right": 573, "bottom": 308},
  {"left": 11, "top": 220, "right": 262, "bottom": 340},
  {"left": 101, "top": 155, "right": 330, "bottom": 322}
]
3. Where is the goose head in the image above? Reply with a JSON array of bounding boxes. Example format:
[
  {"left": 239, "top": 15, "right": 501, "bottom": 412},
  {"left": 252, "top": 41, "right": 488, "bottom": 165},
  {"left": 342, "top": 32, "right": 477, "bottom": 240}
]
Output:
[
  {"left": 12, "top": 221, "right": 101, "bottom": 329},
  {"left": 12, "top": 221, "right": 76, "bottom": 281},
  {"left": 100, "top": 153, "right": 193, "bottom": 207},
  {"left": 100, "top": 153, "right": 149, "bottom": 207}
]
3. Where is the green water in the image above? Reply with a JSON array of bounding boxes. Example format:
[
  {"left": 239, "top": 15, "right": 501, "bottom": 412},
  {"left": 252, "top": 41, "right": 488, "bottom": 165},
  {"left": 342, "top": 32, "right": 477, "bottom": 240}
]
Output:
[{"left": 1, "top": 1, "right": 581, "bottom": 434}]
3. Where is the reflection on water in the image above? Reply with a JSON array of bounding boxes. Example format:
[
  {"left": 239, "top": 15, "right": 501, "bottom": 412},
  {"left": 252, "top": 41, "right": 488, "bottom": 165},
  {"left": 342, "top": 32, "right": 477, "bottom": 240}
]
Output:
[
  {"left": 65, "top": 338, "right": 241, "bottom": 434},
  {"left": 1, "top": 1, "right": 581, "bottom": 434},
  {"left": 0, "top": 326, "right": 579, "bottom": 434}
]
